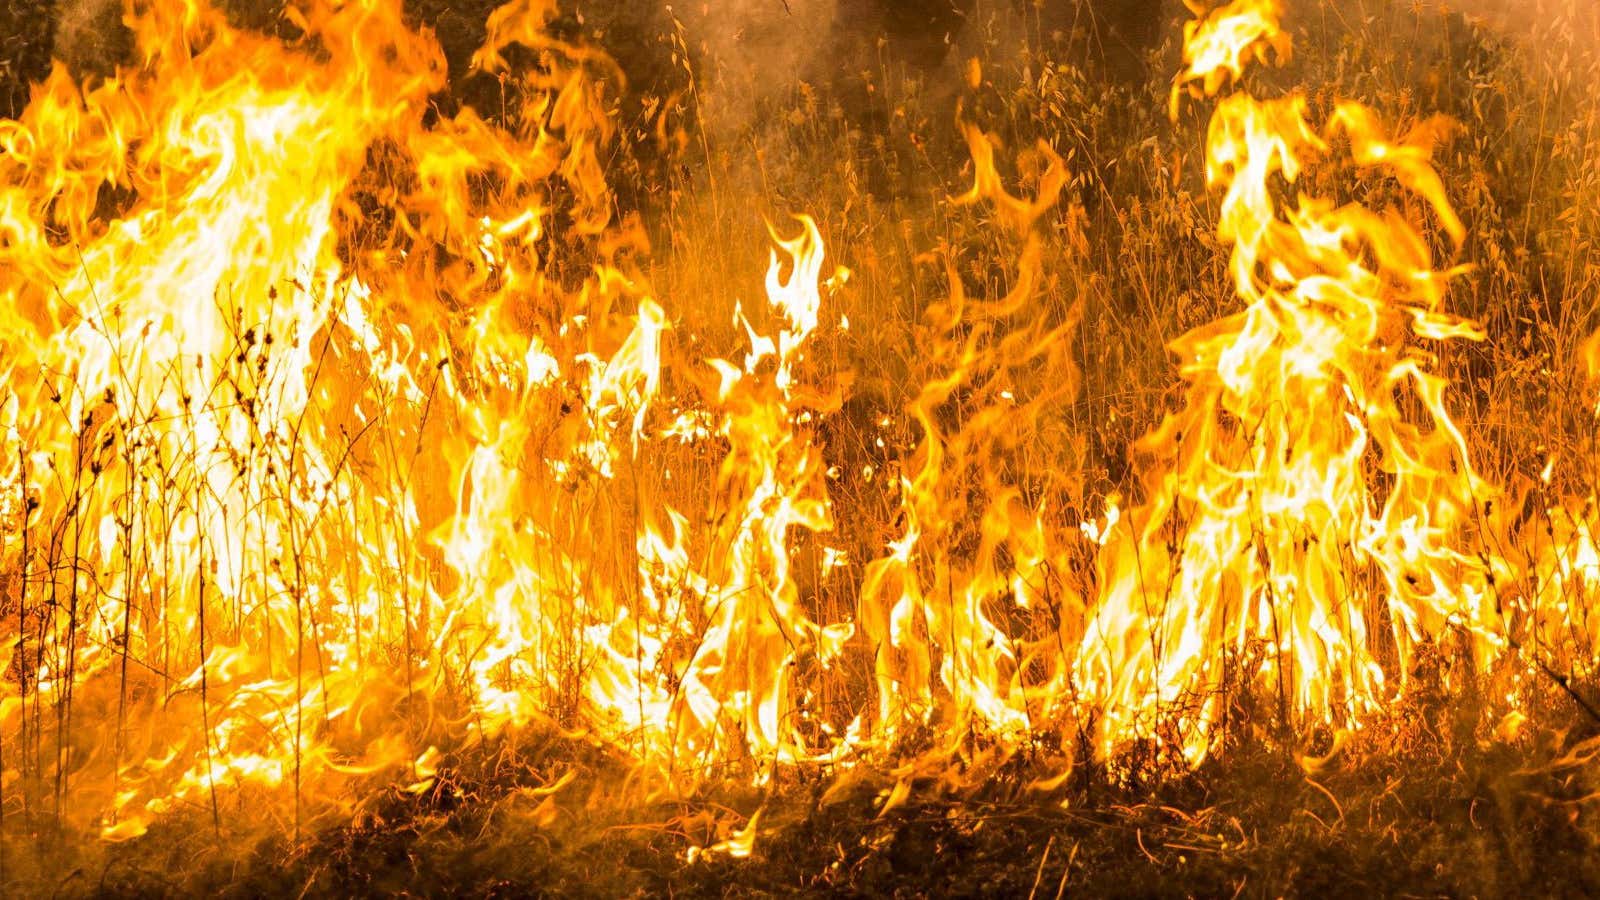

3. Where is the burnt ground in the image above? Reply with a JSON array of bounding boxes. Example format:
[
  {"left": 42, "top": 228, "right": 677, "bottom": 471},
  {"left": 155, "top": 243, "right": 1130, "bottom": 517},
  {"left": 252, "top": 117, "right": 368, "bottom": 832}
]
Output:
[
  {"left": 51, "top": 692, "right": 1600, "bottom": 899},
  {"left": 7, "top": 672, "right": 1598, "bottom": 898}
]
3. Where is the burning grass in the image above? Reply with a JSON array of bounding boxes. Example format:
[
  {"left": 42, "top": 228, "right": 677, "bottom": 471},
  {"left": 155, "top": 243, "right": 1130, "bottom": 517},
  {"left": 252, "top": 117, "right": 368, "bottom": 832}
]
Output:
[
  {"left": 3, "top": 0, "right": 1600, "bottom": 893},
  {"left": 36, "top": 697, "right": 1600, "bottom": 896}
]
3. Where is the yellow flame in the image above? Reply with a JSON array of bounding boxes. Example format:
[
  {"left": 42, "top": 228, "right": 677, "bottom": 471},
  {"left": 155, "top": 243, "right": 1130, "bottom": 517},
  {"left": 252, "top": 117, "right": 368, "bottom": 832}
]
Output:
[{"left": 0, "top": 0, "right": 1592, "bottom": 852}]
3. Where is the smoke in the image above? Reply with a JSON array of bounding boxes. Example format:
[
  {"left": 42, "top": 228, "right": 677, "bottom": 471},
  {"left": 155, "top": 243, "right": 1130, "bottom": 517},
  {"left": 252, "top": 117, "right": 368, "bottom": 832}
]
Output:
[
  {"left": 666, "top": 0, "right": 840, "bottom": 137},
  {"left": 1414, "top": 0, "right": 1599, "bottom": 51},
  {"left": 53, "top": 0, "right": 131, "bottom": 79}
]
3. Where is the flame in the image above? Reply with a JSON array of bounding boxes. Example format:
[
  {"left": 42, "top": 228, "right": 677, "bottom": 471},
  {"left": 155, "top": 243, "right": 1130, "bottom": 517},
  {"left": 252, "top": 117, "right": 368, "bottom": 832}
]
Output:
[
  {"left": 1078, "top": 0, "right": 1518, "bottom": 763},
  {"left": 856, "top": 120, "right": 1084, "bottom": 764},
  {"left": 0, "top": 0, "right": 1592, "bottom": 853},
  {"left": 0, "top": 0, "right": 828, "bottom": 836}
]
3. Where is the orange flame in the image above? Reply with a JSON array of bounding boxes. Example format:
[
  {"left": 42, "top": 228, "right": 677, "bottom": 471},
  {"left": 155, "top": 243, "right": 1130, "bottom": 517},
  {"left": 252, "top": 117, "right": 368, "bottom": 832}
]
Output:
[{"left": 0, "top": 0, "right": 1592, "bottom": 852}]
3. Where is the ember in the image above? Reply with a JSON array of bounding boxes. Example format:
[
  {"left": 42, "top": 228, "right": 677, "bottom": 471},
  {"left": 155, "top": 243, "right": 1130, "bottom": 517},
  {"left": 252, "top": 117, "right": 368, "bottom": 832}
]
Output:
[{"left": 1, "top": 0, "right": 1599, "bottom": 894}]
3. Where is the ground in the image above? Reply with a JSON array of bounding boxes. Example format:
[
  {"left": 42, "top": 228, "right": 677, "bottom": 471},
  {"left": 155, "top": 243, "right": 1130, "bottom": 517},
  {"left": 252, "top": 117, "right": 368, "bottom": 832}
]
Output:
[{"left": 50, "top": 702, "right": 1600, "bottom": 896}]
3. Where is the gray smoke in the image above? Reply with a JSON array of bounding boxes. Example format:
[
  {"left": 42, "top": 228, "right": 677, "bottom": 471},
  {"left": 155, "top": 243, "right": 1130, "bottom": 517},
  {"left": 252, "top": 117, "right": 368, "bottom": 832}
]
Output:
[
  {"left": 53, "top": 0, "right": 130, "bottom": 79},
  {"left": 666, "top": 0, "right": 841, "bottom": 137},
  {"left": 1414, "top": 0, "right": 1598, "bottom": 50}
]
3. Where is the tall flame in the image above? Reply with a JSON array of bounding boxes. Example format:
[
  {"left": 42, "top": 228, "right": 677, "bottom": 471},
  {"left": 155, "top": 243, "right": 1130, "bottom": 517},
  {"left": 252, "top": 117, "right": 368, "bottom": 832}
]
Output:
[{"left": 1079, "top": 0, "right": 1512, "bottom": 763}]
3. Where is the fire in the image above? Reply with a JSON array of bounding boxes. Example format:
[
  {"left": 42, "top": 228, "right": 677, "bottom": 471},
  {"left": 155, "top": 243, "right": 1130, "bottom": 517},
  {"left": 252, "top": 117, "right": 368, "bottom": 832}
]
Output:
[
  {"left": 0, "top": 0, "right": 678, "bottom": 838},
  {"left": 0, "top": 0, "right": 1594, "bottom": 858},
  {"left": 1080, "top": 0, "right": 1503, "bottom": 762}
]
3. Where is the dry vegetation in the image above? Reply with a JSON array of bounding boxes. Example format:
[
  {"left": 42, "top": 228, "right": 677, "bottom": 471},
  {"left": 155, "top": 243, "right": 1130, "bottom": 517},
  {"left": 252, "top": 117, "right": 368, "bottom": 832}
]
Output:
[{"left": 4, "top": 0, "right": 1600, "bottom": 895}]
